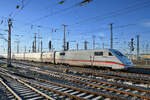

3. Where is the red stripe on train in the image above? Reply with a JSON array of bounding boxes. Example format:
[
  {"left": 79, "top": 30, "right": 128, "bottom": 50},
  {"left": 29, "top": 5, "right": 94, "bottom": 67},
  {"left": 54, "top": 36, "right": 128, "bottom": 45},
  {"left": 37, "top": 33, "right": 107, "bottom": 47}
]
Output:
[{"left": 56, "top": 59, "right": 124, "bottom": 66}]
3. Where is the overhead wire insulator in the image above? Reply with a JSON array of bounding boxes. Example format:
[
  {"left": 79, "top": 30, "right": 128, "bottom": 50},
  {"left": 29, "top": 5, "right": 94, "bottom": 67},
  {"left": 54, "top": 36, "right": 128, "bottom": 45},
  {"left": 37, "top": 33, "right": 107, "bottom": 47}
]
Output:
[
  {"left": 130, "top": 38, "right": 134, "bottom": 51},
  {"left": 49, "top": 40, "right": 52, "bottom": 51},
  {"left": 16, "top": 5, "right": 19, "bottom": 9},
  {"left": 58, "top": 0, "right": 65, "bottom": 4}
]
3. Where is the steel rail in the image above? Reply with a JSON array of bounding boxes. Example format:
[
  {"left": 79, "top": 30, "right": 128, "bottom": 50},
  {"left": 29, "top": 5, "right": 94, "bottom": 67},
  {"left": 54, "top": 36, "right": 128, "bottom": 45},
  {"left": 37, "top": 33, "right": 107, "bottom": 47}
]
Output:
[
  {"left": 4, "top": 59, "right": 150, "bottom": 83},
  {"left": 0, "top": 67, "right": 125, "bottom": 100},
  {"left": 11, "top": 59, "right": 150, "bottom": 83},
  {"left": 23, "top": 80, "right": 88, "bottom": 100},
  {"left": 0, "top": 78, "right": 22, "bottom": 100},
  {"left": 23, "top": 78, "right": 125, "bottom": 100},
  {"left": 11, "top": 59, "right": 150, "bottom": 78},
  {"left": 69, "top": 74, "right": 150, "bottom": 93},
  {"left": 29, "top": 68, "right": 150, "bottom": 100},
  {"left": 17, "top": 79, "right": 55, "bottom": 100},
  {"left": 1, "top": 60, "right": 150, "bottom": 99},
  {"left": 0, "top": 71, "right": 54, "bottom": 100},
  {"left": 45, "top": 69, "right": 150, "bottom": 93}
]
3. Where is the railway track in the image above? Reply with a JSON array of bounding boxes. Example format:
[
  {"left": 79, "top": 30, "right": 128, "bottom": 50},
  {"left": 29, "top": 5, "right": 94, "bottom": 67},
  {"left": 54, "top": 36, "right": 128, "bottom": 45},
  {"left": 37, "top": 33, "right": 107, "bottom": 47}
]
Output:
[
  {"left": 0, "top": 72, "right": 54, "bottom": 100},
  {"left": 29, "top": 68, "right": 150, "bottom": 100},
  {"left": 10, "top": 59, "right": 150, "bottom": 81},
  {"left": 1, "top": 59, "right": 150, "bottom": 81},
  {"left": 0, "top": 69, "right": 125, "bottom": 100},
  {"left": 1, "top": 60, "right": 150, "bottom": 99},
  {"left": 0, "top": 78, "right": 19, "bottom": 100},
  {"left": 10, "top": 60, "right": 150, "bottom": 88},
  {"left": 1, "top": 65, "right": 150, "bottom": 100}
]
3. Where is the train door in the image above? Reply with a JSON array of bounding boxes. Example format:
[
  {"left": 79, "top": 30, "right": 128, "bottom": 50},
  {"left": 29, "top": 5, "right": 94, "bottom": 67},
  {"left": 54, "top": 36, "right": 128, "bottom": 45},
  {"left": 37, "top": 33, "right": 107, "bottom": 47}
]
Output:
[
  {"left": 59, "top": 52, "right": 65, "bottom": 64},
  {"left": 93, "top": 51, "right": 105, "bottom": 67},
  {"left": 53, "top": 51, "right": 56, "bottom": 64},
  {"left": 90, "top": 52, "right": 94, "bottom": 67}
]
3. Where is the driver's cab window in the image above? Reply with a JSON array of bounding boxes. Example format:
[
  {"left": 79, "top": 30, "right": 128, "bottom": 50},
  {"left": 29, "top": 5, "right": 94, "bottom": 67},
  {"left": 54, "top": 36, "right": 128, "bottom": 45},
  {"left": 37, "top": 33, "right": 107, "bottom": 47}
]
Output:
[{"left": 108, "top": 52, "right": 113, "bottom": 56}]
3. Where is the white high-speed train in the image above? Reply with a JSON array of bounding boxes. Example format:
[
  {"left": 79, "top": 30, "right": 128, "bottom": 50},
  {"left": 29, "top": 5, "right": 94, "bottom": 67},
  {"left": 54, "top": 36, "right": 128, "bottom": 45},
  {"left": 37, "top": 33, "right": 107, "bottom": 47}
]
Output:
[{"left": 0, "top": 49, "right": 133, "bottom": 70}]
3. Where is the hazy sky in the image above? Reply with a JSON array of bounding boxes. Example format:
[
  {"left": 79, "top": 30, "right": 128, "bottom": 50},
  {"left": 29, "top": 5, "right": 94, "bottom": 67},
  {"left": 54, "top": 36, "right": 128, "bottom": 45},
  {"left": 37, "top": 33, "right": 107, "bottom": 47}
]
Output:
[{"left": 0, "top": 0, "right": 150, "bottom": 54}]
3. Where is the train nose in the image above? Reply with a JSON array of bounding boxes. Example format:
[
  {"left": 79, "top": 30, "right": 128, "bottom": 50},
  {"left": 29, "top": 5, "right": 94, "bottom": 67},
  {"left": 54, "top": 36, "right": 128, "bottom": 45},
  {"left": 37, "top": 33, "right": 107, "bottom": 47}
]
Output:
[
  {"left": 121, "top": 56, "right": 133, "bottom": 66},
  {"left": 124, "top": 61, "right": 133, "bottom": 68}
]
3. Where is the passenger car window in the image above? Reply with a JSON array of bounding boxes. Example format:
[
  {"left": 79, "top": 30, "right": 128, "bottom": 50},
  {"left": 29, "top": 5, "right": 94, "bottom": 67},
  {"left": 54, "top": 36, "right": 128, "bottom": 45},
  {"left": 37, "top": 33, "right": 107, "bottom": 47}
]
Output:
[
  {"left": 94, "top": 52, "right": 103, "bottom": 56},
  {"left": 60, "top": 52, "right": 65, "bottom": 56},
  {"left": 109, "top": 52, "right": 113, "bottom": 56}
]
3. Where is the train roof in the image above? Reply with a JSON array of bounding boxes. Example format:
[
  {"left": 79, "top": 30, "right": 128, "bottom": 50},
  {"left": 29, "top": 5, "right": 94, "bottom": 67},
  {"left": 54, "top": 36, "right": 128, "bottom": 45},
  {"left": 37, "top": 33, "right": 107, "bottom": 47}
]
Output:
[{"left": 59, "top": 48, "right": 119, "bottom": 52}]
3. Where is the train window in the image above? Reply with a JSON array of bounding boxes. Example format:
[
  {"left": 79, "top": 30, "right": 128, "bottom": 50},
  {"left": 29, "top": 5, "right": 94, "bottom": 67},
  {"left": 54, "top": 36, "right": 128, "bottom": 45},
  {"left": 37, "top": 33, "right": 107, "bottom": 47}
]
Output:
[
  {"left": 60, "top": 52, "right": 65, "bottom": 56},
  {"left": 109, "top": 52, "right": 113, "bottom": 56},
  {"left": 94, "top": 52, "right": 103, "bottom": 56}
]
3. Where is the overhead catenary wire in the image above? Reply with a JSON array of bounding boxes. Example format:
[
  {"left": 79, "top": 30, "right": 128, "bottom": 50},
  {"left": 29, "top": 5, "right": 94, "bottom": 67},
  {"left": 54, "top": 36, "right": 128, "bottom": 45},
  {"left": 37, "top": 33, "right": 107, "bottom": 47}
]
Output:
[
  {"left": 16, "top": 17, "right": 148, "bottom": 36},
  {"left": 31, "top": 3, "right": 78, "bottom": 23},
  {"left": 68, "top": 0, "right": 150, "bottom": 27},
  {"left": 1, "top": 0, "right": 150, "bottom": 52},
  {"left": 67, "top": 21, "right": 148, "bottom": 35},
  {"left": 12, "top": 0, "right": 33, "bottom": 18},
  {"left": 10, "top": 0, "right": 150, "bottom": 35},
  {"left": 12, "top": 0, "right": 92, "bottom": 29},
  {"left": 30, "top": 0, "right": 95, "bottom": 23},
  {"left": 1, "top": 0, "right": 146, "bottom": 28},
  {"left": 13, "top": 2, "right": 147, "bottom": 34},
  {"left": 40, "top": 1, "right": 60, "bottom": 12}
]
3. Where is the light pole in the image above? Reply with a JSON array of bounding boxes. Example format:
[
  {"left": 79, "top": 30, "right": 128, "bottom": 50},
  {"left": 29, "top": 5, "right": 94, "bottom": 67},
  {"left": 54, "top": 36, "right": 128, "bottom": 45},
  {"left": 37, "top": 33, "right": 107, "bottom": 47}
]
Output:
[{"left": 7, "top": 18, "right": 12, "bottom": 67}]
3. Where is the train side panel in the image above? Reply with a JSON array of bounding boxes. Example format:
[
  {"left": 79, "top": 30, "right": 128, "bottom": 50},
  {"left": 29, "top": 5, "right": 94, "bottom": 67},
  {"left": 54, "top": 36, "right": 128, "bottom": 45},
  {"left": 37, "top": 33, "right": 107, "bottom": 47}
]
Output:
[
  {"left": 55, "top": 50, "right": 125, "bottom": 69},
  {"left": 62, "top": 51, "right": 93, "bottom": 66},
  {"left": 0, "top": 54, "right": 7, "bottom": 59},
  {"left": 12, "top": 53, "right": 24, "bottom": 60},
  {"left": 93, "top": 50, "right": 124, "bottom": 69},
  {"left": 0, "top": 49, "right": 132, "bottom": 70},
  {"left": 42, "top": 52, "right": 54, "bottom": 63},
  {"left": 24, "top": 53, "right": 41, "bottom": 62}
]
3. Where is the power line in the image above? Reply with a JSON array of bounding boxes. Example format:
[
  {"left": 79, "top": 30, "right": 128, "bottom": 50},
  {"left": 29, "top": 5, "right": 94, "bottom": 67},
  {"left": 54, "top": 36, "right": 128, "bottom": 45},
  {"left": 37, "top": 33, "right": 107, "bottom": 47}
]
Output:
[
  {"left": 31, "top": 0, "right": 87, "bottom": 23},
  {"left": 11, "top": 0, "right": 33, "bottom": 19},
  {"left": 32, "top": 4, "right": 78, "bottom": 23},
  {"left": 68, "top": 21, "right": 150, "bottom": 35},
  {"left": 68, "top": 0, "right": 150, "bottom": 27},
  {"left": 11, "top": 0, "right": 150, "bottom": 37},
  {"left": 40, "top": 1, "right": 59, "bottom": 11}
]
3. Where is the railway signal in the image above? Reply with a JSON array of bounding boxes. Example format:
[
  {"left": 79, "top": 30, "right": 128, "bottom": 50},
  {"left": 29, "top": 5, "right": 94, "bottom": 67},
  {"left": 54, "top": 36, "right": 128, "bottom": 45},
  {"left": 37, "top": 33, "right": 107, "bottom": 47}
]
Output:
[
  {"left": 66, "top": 42, "right": 69, "bottom": 51},
  {"left": 79, "top": 0, "right": 92, "bottom": 5},
  {"left": 49, "top": 40, "right": 52, "bottom": 51},
  {"left": 131, "top": 38, "right": 134, "bottom": 51},
  {"left": 84, "top": 40, "right": 89, "bottom": 50},
  {"left": 128, "top": 38, "right": 135, "bottom": 53}
]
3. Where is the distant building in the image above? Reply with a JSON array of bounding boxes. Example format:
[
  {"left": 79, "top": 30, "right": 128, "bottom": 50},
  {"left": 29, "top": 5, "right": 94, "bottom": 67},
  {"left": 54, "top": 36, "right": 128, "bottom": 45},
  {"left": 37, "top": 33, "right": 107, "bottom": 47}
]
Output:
[
  {"left": 140, "top": 54, "right": 150, "bottom": 60},
  {"left": 126, "top": 54, "right": 150, "bottom": 60}
]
